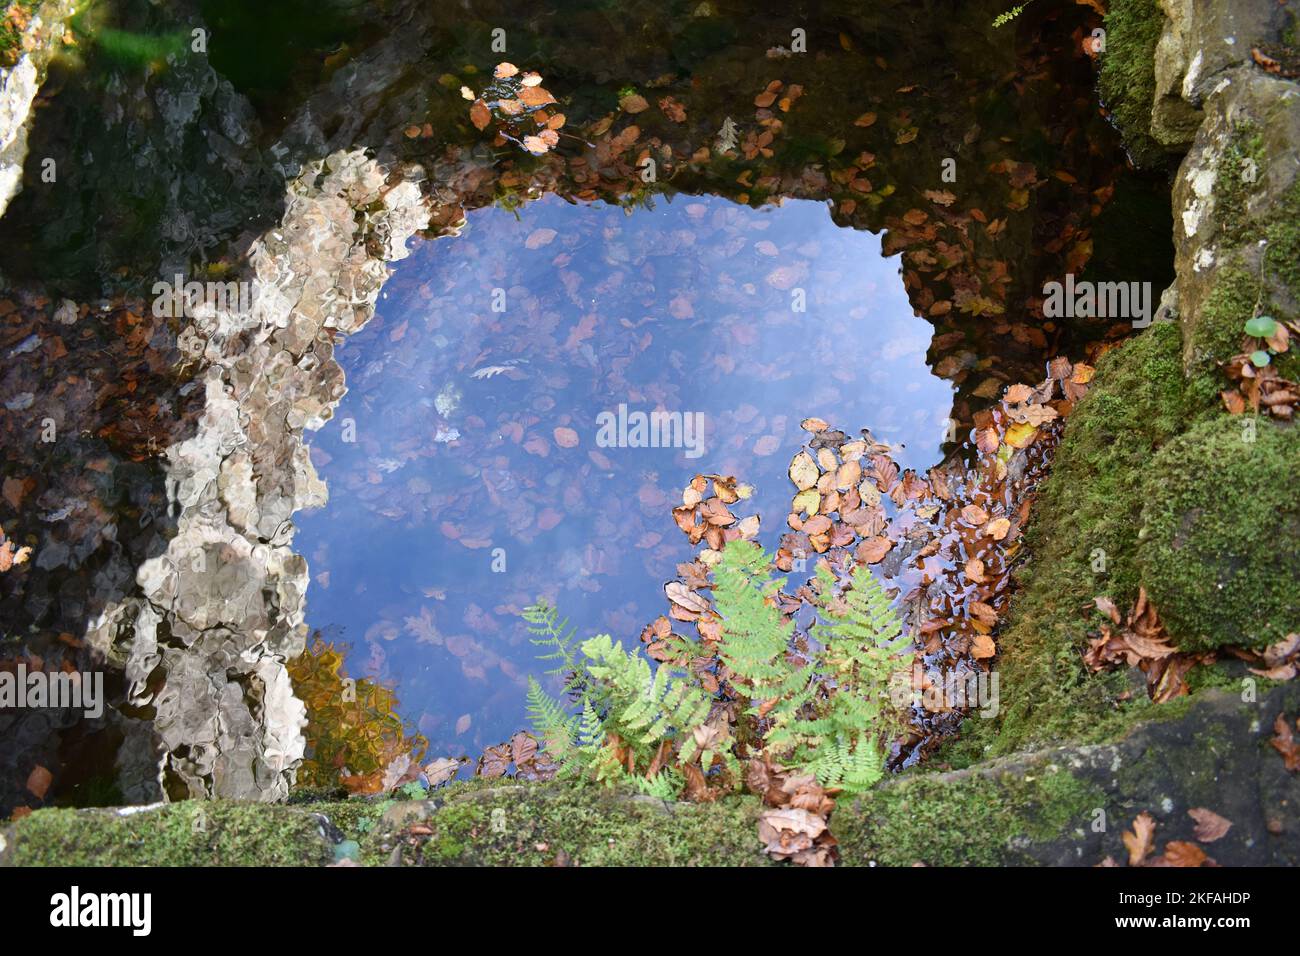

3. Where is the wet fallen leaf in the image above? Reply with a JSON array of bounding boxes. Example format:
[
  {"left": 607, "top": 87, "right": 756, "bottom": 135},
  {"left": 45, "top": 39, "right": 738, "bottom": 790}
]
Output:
[
  {"left": 526, "top": 228, "right": 558, "bottom": 249},
  {"left": 25, "top": 765, "right": 52, "bottom": 800},
  {"left": 1123, "top": 811, "right": 1157, "bottom": 866},
  {"left": 856, "top": 535, "right": 892, "bottom": 565},
  {"left": 789, "top": 451, "right": 819, "bottom": 491},
  {"left": 1271, "top": 712, "right": 1300, "bottom": 772},
  {"left": 470, "top": 99, "right": 491, "bottom": 131},
  {"left": 1187, "top": 807, "right": 1232, "bottom": 843},
  {"left": 423, "top": 756, "right": 462, "bottom": 787},
  {"left": 1159, "top": 841, "right": 1209, "bottom": 868}
]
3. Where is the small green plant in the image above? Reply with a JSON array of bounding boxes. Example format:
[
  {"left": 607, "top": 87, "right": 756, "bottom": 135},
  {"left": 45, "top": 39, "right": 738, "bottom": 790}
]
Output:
[
  {"left": 992, "top": 1, "right": 1035, "bottom": 28},
  {"left": 1244, "top": 314, "right": 1280, "bottom": 367},
  {"left": 521, "top": 539, "right": 910, "bottom": 797}
]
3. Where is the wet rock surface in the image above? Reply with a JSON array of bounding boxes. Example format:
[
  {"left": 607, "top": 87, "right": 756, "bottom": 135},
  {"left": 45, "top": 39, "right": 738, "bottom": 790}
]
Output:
[
  {"left": 0, "top": 0, "right": 76, "bottom": 218},
  {"left": 4, "top": 682, "right": 1297, "bottom": 865}
]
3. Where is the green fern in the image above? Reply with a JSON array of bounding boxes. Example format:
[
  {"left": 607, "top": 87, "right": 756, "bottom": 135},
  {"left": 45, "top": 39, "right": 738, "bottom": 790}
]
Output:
[
  {"left": 519, "top": 541, "right": 909, "bottom": 796},
  {"left": 805, "top": 733, "right": 884, "bottom": 792},
  {"left": 632, "top": 768, "right": 683, "bottom": 800},
  {"left": 711, "top": 541, "right": 816, "bottom": 728},
  {"left": 711, "top": 541, "right": 909, "bottom": 793},
  {"left": 525, "top": 676, "right": 582, "bottom": 776},
  {"left": 581, "top": 634, "right": 715, "bottom": 766},
  {"left": 800, "top": 561, "right": 911, "bottom": 790}
]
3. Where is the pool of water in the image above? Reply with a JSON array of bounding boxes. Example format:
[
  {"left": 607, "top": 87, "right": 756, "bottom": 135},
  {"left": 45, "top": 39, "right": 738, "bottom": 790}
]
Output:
[
  {"left": 295, "top": 193, "right": 953, "bottom": 754},
  {"left": 0, "top": 0, "right": 1181, "bottom": 811}
]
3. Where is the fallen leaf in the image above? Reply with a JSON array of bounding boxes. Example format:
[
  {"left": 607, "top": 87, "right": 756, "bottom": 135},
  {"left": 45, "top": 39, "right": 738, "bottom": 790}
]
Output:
[
  {"left": 1187, "top": 807, "right": 1232, "bottom": 843},
  {"left": 620, "top": 93, "right": 649, "bottom": 113},
  {"left": 526, "top": 228, "right": 558, "bottom": 249},
  {"left": 470, "top": 99, "right": 491, "bottom": 131},
  {"left": 985, "top": 517, "right": 1011, "bottom": 540},
  {"left": 423, "top": 757, "right": 462, "bottom": 787},
  {"left": 789, "top": 451, "right": 819, "bottom": 491},
  {"left": 1123, "top": 812, "right": 1157, "bottom": 866},
  {"left": 856, "top": 535, "right": 892, "bottom": 565},
  {"left": 1271, "top": 713, "right": 1300, "bottom": 771},
  {"left": 1160, "top": 841, "right": 1209, "bottom": 868},
  {"left": 26, "top": 765, "right": 52, "bottom": 800}
]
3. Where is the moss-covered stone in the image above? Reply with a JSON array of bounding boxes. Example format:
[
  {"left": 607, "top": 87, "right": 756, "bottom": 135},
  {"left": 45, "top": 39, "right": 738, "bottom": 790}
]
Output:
[
  {"left": 1184, "top": 261, "right": 1266, "bottom": 410},
  {"left": 835, "top": 762, "right": 1103, "bottom": 866},
  {"left": 1, "top": 801, "right": 334, "bottom": 866},
  {"left": 6, "top": 683, "right": 1297, "bottom": 866},
  {"left": 1099, "top": 0, "right": 1175, "bottom": 169},
  {"left": 946, "top": 323, "right": 1190, "bottom": 761},
  {"left": 1139, "top": 415, "right": 1300, "bottom": 651},
  {"left": 1180, "top": 121, "right": 1300, "bottom": 408},
  {"left": 371, "top": 782, "right": 771, "bottom": 867}
]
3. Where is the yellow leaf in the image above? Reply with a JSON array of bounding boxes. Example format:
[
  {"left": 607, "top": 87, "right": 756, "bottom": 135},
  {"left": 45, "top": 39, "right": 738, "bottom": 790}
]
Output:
[{"left": 1004, "top": 422, "right": 1038, "bottom": 448}]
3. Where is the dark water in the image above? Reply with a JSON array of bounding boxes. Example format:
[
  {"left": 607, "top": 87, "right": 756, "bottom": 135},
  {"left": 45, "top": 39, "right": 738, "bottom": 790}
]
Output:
[{"left": 296, "top": 194, "right": 953, "bottom": 753}]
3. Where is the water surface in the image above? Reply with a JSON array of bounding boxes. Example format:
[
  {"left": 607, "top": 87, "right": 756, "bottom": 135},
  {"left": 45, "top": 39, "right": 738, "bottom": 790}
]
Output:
[{"left": 297, "top": 193, "right": 953, "bottom": 753}]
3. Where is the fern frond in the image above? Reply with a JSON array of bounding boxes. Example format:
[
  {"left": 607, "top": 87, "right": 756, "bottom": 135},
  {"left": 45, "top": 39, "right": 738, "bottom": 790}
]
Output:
[
  {"left": 631, "top": 768, "right": 682, "bottom": 800},
  {"left": 523, "top": 599, "right": 586, "bottom": 695},
  {"left": 526, "top": 676, "right": 584, "bottom": 776}
]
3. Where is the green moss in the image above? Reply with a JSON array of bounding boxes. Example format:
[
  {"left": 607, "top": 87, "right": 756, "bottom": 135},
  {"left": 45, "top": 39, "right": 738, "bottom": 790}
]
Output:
[
  {"left": 3, "top": 801, "right": 331, "bottom": 866},
  {"left": 835, "top": 763, "right": 1104, "bottom": 866},
  {"left": 1185, "top": 262, "right": 1262, "bottom": 410},
  {"left": 1098, "top": 0, "right": 1171, "bottom": 169},
  {"left": 3, "top": 768, "right": 1110, "bottom": 867},
  {"left": 946, "top": 324, "right": 1189, "bottom": 761},
  {"left": 1261, "top": 181, "right": 1300, "bottom": 319},
  {"left": 0, "top": 2, "right": 34, "bottom": 67},
  {"left": 369, "top": 781, "right": 772, "bottom": 867},
  {"left": 1139, "top": 415, "right": 1300, "bottom": 651},
  {"left": 1185, "top": 129, "right": 1300, "bottom": 406}
]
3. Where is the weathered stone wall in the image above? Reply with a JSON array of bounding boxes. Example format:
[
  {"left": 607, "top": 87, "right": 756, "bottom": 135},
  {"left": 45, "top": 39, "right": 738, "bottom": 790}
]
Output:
[{"left": 0, "top": 0, "right": 76, "bottom": 218}]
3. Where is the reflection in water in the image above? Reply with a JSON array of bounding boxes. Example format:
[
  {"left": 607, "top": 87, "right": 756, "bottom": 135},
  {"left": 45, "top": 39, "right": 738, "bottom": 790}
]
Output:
[{"left": 296, "top": 194, "right": 953, "bottom": 755}]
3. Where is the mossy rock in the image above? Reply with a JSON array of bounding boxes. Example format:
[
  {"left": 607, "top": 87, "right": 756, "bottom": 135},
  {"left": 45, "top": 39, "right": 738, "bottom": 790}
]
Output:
[
  {"left": 5, "top": 684, "right": 1299, "bottom": 866},
  {"left": 0, "top": 801, "right": 337, "bottom": 866},
  {"left": 948, "top": 312, "right": 1297, "bottom": 762},
  {"left": 950, "top": 323, "right": 1189, "bottom": 759},
  {"left": 1179, "top": 134, "right": 1300, "bottom": 410},
  {"left": 1098, "top": 0, "right": 1177, "bottom": 169},
  {"left": 1139, "top": 416, "right": 1300, "bottom": 651}
]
